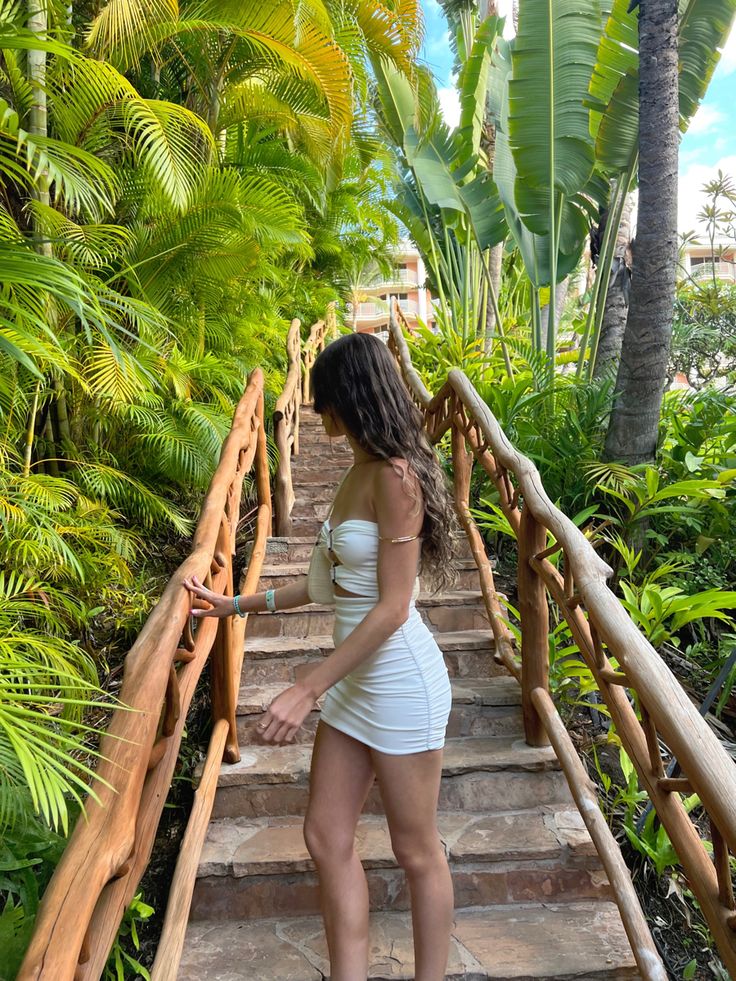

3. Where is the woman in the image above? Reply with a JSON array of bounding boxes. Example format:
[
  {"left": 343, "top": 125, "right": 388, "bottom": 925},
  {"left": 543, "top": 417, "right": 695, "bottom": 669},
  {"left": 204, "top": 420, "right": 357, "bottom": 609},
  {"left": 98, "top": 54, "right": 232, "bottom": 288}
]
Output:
[{"left": 184, "top": 332, "right": 457, "bottom": 981}]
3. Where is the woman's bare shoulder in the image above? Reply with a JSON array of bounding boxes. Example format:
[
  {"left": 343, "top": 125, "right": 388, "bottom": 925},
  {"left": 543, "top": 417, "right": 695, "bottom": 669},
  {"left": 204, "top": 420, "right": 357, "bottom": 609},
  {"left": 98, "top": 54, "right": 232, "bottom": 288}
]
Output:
[{"left": 374, "top": 457, "right": 421, "bottom": 510}]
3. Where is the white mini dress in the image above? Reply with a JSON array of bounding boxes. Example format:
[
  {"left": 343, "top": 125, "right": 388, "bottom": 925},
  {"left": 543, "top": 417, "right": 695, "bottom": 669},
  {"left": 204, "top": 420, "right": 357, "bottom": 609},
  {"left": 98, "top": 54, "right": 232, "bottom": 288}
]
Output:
[{"left": 310, "top": 517, "right": 451, "bottom": 755}]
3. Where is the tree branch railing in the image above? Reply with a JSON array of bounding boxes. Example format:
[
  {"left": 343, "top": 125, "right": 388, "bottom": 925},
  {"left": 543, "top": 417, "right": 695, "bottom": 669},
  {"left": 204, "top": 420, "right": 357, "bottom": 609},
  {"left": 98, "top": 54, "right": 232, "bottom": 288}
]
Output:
[
  {"left": 389, "top": 301, "right": 736, "bottom": 979},
  {"left": 18, "top": 370, "right": 272, "bottom": 981},
  {"left": 274, "top": 303, "right": 337, "bottom": 536}
]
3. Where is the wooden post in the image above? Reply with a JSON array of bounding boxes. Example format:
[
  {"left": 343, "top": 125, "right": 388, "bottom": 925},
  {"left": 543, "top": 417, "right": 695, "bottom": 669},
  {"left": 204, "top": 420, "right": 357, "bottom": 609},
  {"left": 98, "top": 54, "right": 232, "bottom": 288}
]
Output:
[
  {"left": 273, "top": 417, "right": 293, "bottom": 537},
  {"left": 210, "top": 525, "right": 240, "bottom": 764},
  {"left": 451, "top": 422, "right": 519, "bottom": 679},
  {"left": 256, "top": 393, "right": 272, "bottom": 537},
  {"left": 518, "top": 505, "right": 550, "bottom": 746},
  {"left": 302, "top": 351, "right": 312, "bottom": 405}
]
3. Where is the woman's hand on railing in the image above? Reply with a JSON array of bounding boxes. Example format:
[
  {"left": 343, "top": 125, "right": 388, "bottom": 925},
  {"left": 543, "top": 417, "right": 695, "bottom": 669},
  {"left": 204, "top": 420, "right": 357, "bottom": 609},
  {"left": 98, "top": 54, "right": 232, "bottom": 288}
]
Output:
[{"left": 183, "top": 576, "right": 256, "bottom": 618}]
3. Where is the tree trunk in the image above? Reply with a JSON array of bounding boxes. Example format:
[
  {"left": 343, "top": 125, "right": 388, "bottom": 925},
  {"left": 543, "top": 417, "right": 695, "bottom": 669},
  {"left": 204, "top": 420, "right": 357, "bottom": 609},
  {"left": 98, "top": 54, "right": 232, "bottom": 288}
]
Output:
[
  {"left": 604, "top": 0, "right": 679, "bottom": 465},
  {"left": 593, "top": 192, "right": 634, "bottom": 379},
  {"left": 483, "top": 242, "right": 503, "bottom": 353},
  {"left": 479, "top": 0, "right": 502, "bottom": 356},
  {"left": 27, "top": 0, "right": 51, "bottom": 233},
  {"left": 539, "top": 278, "right": 569, "bottom": 355}
]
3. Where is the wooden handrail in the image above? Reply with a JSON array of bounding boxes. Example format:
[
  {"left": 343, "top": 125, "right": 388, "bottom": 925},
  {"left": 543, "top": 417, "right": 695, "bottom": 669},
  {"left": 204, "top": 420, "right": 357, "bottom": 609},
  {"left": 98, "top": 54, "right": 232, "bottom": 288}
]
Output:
[
  {"left": 274, "top": 304, "right": 336, "bottom": 535},
  {"left": 19, "top": 371, "right": 272, "bottom": 981},
  {"left": 389, "top": 301, "right": 736, "bottom": 977}
]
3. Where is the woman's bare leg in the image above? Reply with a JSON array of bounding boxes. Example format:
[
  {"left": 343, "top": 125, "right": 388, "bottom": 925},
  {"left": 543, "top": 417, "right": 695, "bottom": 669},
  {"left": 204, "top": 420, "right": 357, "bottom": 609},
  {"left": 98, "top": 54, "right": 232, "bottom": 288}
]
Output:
[
  {"left": 371, "top": 748, "right": 453, "bottom": 981},
  {"left": 304, "top": 722, "right": 375, "bottom": 981}
]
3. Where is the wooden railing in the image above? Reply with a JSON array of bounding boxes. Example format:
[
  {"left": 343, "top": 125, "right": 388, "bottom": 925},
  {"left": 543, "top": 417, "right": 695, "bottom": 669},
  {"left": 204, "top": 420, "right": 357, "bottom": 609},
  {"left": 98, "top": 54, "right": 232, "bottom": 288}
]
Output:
[
  {"left": 389, "top": 302, "right": 736, "bottom": 979},
  {"left": 274, "top": 304, "right": 336, "bottom": 535},
  {"left": 19, "top": 370, "right": 272, "bottom": 981}
]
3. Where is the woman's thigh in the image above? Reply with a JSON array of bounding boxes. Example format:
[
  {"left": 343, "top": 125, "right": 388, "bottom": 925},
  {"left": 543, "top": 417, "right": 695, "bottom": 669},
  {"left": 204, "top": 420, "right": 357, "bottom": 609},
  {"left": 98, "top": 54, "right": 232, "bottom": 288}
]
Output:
[
  {"left": 370, "top": 748, "right": 444, "bottom": 857},
  {"left": 305, "top": 721, "right": 375, "bottom": 851}
]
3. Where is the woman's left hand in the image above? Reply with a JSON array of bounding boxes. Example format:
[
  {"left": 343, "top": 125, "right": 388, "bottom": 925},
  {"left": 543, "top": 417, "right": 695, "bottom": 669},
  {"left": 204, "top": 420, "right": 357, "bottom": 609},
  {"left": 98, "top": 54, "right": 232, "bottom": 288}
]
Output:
[{"left": 258, "top": 682, "right": 317, "bottom": 744}]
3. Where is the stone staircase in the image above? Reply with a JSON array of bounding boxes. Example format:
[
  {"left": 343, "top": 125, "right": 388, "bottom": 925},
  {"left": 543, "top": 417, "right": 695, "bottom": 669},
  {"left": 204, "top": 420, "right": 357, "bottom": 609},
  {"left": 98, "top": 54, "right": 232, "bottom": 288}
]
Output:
[{"left": 178, "top": 409, "right": 640, "bottom": 980}]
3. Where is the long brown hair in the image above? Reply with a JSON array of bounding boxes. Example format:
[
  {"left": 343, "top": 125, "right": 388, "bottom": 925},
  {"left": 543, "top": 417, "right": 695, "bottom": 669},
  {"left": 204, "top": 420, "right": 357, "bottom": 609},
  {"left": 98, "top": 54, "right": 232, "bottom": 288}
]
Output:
[{"left": 311, "top": 332, "right": 458, "bottom": 588}]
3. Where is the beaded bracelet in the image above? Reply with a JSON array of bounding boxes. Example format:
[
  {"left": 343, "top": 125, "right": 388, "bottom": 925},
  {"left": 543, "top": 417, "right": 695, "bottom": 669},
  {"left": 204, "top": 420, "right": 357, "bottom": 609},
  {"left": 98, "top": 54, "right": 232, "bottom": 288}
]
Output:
[
  {"left": 265, "top": 588, "right": 277, "bottom": 612},
  {"left": 232, "top": 594, "right": 246, "bottom": 618}
]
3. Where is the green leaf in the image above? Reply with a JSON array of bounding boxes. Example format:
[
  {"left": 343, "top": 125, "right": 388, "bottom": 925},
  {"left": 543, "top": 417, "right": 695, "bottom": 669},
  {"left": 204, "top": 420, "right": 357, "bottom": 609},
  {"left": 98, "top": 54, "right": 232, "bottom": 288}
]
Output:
[
  {"left": 590, "top": 0, "right": 736, "bottom": 174},
  {"left": 683, "top": 959, "right": 697, "bottom": 980},
  {"left": 508, "top": 0, "right": 600, "bottom": 234},
  {"left": 457, "top": 15, "right": 503, "bottom": 160}
]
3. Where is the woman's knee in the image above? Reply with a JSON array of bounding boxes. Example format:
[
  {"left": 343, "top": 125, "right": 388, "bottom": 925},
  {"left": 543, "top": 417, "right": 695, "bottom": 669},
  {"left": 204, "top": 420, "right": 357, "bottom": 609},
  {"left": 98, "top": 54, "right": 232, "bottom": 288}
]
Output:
[
  {"left": 391, "top": 832, "right": 446, "bottom": 877},
  {"left": 303, "top": 812, "right": 355, "bottom": 865}
]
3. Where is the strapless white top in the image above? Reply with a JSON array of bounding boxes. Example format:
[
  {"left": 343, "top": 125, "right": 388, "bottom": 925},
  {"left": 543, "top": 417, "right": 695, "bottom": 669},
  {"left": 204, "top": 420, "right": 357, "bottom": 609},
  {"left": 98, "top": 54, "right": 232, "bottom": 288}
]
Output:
[{"left": 307, "top": 519, "right": 421, "bottom": 603}]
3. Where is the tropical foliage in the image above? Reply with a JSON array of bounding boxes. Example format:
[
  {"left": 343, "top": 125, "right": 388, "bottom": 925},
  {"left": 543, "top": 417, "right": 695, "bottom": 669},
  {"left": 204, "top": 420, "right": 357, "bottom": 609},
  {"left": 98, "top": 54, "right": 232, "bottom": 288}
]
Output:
[
  {"left": 0, "top": 0, "right": 418, "bottom": 969},
  {"left": 377, "top": 0, "right": 735, "bottom": 387}
]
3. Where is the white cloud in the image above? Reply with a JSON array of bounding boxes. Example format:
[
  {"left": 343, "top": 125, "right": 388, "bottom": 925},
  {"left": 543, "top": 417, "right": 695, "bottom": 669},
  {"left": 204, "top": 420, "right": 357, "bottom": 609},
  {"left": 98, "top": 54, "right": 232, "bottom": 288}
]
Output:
[
  {"left": 438, "top": 86, "right": 461, "bottom": 129},
  {"left": 679, "top": 155, "right": 736, "bottom": 234},
  {"left": 496, "top": 0, "right": 516, "bottom": 38},
  {"left": 719, "top": 21, "right": 736, "bottom": 75},
  {"left": 687, "top": 103, "right": 725, "bottom": 136}
]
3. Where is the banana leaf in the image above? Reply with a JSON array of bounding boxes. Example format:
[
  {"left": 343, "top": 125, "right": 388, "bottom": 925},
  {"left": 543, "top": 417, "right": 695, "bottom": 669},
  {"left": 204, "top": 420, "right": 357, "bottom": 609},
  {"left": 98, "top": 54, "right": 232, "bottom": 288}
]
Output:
[
  {"left": 590, "top": 0, "right": 736, "bottom": 173},
  {"left": 457, "top": 14, "right": 503, "bottom": 162},
  {"left": 508, "top": 0, "right": 600, "bottom": 236}
]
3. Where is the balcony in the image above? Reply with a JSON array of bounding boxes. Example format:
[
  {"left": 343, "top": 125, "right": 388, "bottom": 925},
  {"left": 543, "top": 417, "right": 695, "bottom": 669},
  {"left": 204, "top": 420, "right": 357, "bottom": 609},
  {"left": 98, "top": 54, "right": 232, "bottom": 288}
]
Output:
[
  {"left": 690, "top": 260, "right": 736, "bottom": 283},
  {"left": 356, "top": 301, "right": 388, "bottom": 319},
  {"left": 397, "top": 298, "right": 419, "bottom": 315},
  {"left": 364, "top": 268, "right": 418, "bottom": 290}
]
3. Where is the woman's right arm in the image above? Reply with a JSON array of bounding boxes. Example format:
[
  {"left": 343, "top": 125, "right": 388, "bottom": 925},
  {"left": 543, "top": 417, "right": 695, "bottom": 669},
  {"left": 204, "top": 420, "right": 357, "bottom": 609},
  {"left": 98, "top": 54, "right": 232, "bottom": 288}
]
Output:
[{"left": 183, "top": 576, "right": 310, "bottom": 618}]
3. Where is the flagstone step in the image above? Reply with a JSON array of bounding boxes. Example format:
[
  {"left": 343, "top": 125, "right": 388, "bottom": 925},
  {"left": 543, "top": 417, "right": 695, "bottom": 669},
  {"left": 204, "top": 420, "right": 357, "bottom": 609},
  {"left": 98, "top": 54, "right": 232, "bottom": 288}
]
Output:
[
  {"left": 242, "top": 630, "right": 505, "bottom": 685},
  {"left": 262, "top": 534, "right": 475, "bottom": 565},
  {"left": 289, "top": 465, "right": 350, "bottom": 483},
  {"left": 293, "top": 482, "right": 346, "bottom": 504},
  {"left": 291, "top": 448, "right": 354, "bottom": 466},
  {"left": 178, "top": 902, "right": 639, "bottom": 980},
  {"left": 236, "top": 676, "right": 524, "bottom": 745},
  {"left": 257, "top": 559, "right": 483, "bottom": 591},
  {"left": 190, "top": 808, "right": 606, "bottom": 921},
  {"left": 210, "top": 736, "right": 571, "bottom": 820},
  {"left": 246, "top": 590, "right": 491, "bottom": 639}
]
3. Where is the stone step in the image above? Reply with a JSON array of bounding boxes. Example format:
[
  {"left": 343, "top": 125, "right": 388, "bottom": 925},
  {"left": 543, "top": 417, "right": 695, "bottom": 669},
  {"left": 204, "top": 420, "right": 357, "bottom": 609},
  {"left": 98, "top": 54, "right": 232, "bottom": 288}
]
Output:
[
  {"left": 190, "top": 807, "right": 605, "bottom": 921},
  {"left": 293, "top": 482, "right": 343, "bottom": 504},
  {"left": 294, "top": 433, "right": 350, "bottom": 448},
  {"left": 291, "top": 445, "right": 353, "bottom": 463},
  {"left": 257, "top": 559, "right": 482, "bottom": 592},
  {"left": 289, "top": 516, "right": 335, "bottom": 537},
  {"left": 210, "top": 736, "right": 571, "bottom": 820},
  {"left": 291, "top": 455, "right": 353, "bottom": 471},
  {"left": 246, "top": 591, "right": 490, "bottom": 639},
  {"left": 236, "top": 676, "right": 524, "bottom": 745},
  {"left": 289, "top": 466, "right": 348, "bottom": 483},
  {"left": 243, "top": 630, "right": 504, "bottom": 685},
  {"left": 179, "top": 902, "right": 639, "bottom": 980},
  {"left": 297, "top": 410, "right": 328, "bottom": 425},
  {"left": 263, "top": 535, "right": 475, "bottom": 565},
  {"left": 289, "top": 500, "right": 332, "bottom": 522}
]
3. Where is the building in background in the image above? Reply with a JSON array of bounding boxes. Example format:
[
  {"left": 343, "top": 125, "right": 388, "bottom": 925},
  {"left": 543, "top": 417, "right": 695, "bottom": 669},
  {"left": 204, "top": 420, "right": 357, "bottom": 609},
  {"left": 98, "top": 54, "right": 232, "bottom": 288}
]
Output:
[
  {"left": 681, "top": 237, "right": 736, "bottom": 284},
  {"left": 349, "top": 241, "right": 435, "bottom": 338}
]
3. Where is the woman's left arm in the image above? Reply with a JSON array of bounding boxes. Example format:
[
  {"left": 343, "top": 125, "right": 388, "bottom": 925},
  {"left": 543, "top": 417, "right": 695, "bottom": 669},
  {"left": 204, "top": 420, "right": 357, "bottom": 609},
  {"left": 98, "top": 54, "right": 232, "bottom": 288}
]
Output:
[{"left": 259, "top": 462, "right": 422, "bottom": 744}]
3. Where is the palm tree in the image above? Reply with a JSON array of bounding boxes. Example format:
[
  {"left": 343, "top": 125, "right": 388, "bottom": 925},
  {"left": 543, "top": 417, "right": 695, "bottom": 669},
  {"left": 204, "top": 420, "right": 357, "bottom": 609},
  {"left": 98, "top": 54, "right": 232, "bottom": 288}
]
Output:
[
  {"left": 604, "top": 0, "right": 680, "bottom": 464},
  {"left": 591, "top": 189, "right": 634, "bottom": 379}
]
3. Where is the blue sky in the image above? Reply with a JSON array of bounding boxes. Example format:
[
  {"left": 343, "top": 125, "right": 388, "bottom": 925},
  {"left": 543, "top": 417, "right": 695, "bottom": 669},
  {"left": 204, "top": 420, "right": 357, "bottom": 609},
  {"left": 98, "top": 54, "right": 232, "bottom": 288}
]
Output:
[{"left": 420, "top": 1, "right": 736, "bottom": 234}]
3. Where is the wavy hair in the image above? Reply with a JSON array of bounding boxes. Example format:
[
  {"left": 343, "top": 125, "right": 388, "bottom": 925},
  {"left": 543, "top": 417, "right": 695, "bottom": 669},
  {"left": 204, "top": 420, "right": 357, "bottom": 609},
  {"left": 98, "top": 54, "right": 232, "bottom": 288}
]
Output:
[{"left": 311, "top": 332, "right": 458, "bottom": 589}]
